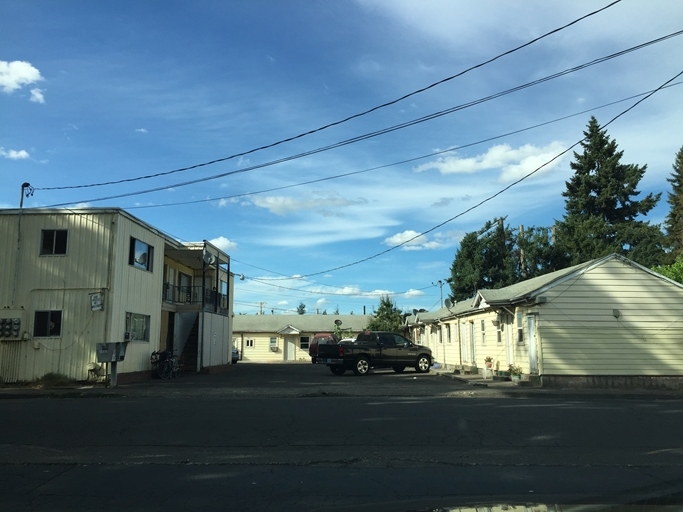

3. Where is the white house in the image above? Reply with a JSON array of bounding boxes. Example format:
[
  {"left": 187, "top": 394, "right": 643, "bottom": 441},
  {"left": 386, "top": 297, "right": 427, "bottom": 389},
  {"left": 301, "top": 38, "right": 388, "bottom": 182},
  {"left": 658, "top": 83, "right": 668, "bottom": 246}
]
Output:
[
  {"left": 408, "top": 254, "right": 683, "bottom": 389},
  {"left": 232, "top": 314, "right": 372, "bottom": 363},
  {"left": 0, "top": 208, "right": 235, "bottom": 383}
]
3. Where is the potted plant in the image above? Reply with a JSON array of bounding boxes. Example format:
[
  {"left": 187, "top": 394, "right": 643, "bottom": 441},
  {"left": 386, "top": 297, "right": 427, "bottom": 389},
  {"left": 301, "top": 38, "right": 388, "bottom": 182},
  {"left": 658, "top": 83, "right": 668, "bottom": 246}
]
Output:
[
  {"left": 508, "top": 364, "right": 523, "bottom": 381},
  {"left": 484, "top": 356, "right": 493, "bottom": 368}
]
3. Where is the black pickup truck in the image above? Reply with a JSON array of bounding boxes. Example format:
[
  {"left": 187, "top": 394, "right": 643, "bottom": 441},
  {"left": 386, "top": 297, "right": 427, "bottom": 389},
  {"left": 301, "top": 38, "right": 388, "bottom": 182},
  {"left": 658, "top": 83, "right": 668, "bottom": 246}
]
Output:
[{"left": 316, "top": 330, "right": 432, "bottom": 376}]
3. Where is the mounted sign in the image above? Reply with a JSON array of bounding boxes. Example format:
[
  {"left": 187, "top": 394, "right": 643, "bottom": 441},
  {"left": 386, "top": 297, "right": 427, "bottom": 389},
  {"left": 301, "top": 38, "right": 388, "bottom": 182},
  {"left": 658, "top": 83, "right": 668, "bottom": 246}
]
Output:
[{"left": 90, "top": 292, "right": 104, "bottom": 311}]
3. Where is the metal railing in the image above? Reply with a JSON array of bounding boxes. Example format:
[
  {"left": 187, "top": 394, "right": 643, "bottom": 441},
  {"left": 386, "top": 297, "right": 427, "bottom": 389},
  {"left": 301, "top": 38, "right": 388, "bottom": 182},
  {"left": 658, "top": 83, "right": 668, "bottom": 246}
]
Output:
[{"left": 163, "top": 284, "right": 229, "bottom": 314}]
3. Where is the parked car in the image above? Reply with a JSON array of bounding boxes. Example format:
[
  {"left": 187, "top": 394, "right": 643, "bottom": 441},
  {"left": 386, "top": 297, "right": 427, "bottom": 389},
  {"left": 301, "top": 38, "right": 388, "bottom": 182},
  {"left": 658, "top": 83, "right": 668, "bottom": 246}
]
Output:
[
  {"left": 308, "top": 332, "right": 339, "bottom": 364},
  {"left": 231, "top": 347, "right": 239, "bottom": 363},
  {"left": 317, "top": 330, "right": 431, "bottom": 376}
]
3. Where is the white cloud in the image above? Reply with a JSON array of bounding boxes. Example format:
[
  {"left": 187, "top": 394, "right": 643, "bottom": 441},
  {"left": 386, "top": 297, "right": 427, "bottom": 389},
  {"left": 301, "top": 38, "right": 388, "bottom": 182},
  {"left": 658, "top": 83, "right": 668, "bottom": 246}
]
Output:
[
  {"left": 414, "top": 142, "right": 566, "bottom": 182},
  {"left": 135, "top": 128, "right": 148, "bottom": 133},
  {"left": 29, "top": 88, "right": 45, "bottom": 103},
  {"left": 0, "top": 147, "right": 30, "bottom": 160},
  {"left": 382, "top": 230, "right": 455, "bottom": 251},
  {"left": 250, "top": 194, "right": 365, "bottom": 216},
  {"left": 209, "top": 236, "right": 238, "bottom": 252},
  {"left": 0, "top": 60, "right": 43, "bottom": 95}
]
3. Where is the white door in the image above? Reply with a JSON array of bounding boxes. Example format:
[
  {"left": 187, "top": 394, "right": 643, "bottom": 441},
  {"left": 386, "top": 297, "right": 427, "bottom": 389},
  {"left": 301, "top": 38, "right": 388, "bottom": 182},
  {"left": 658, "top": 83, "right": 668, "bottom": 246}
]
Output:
[
  {"left": 527, "top": 315, "right": 538, "bottom": 374},
  {"left": 469, "top": 322, "right": 476, "bottom": 365},
  {"left": 461, "top": 324, "right": 468, "bottom": 363},
  {"left": 506, "top": 315, "right": 513, "bottom": 366},
  {"left": 284, "top": 336, "right": 296, "bottom": 361}
]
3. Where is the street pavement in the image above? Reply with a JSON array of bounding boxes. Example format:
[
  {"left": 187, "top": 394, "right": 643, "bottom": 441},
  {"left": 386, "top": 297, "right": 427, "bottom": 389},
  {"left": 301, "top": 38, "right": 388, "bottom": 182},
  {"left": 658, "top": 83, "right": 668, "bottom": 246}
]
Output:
[{"left": 3, "top": 363, "right": 683, "bottom": 511}]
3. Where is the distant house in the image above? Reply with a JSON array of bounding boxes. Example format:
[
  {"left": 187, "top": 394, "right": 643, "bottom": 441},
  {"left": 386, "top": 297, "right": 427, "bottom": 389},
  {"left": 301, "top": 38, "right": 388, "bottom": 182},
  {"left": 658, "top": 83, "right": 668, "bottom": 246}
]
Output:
[
  {"left": 407, "top": 254, "right": 683, "bottom": 389},
  {"left": 232, "top": 314, "right": 372, "bottom": 363},
  {"left": 0, "top": 208, "right": 235, "bottom": 383}
]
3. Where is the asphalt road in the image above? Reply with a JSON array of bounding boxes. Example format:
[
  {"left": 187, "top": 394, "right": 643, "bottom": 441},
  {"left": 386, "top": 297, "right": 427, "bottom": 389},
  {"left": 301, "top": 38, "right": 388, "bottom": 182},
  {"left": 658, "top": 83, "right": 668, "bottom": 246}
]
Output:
[{"left": 2, "top": 363, "right": 683, "bottom": 511}]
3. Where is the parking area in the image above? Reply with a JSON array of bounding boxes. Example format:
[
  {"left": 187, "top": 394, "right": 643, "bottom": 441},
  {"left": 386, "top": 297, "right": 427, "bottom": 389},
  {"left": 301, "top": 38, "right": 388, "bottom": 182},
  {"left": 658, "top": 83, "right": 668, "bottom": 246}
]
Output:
[{"left": 110, "top": 360, "right": 468, "bottom": 399}]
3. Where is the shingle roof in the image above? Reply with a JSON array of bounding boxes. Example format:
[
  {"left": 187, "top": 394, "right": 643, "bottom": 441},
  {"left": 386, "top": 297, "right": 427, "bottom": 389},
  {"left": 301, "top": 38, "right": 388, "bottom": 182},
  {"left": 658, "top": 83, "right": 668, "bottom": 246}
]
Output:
[{"left": 232, "top": 314, "right": 373, "bottom": 333}]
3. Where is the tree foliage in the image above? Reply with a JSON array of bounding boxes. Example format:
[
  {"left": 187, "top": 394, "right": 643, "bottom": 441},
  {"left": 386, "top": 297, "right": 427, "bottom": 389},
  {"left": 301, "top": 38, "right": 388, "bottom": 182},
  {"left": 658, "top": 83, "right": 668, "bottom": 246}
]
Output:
[
  {"left": 366, "top": 295, "right": 404, "bottom": 332},
  {"left": 653, "top": 257, "right": 683, "bottom": 284},
  {"left": 296, "top": 302, "right": 306, "bottom": 315},
  {"left": 665, "top": 145, "right": 683, "bottom": 261},
  {"left": 556, "top": 116, "right": 664, "bottom": 267}
]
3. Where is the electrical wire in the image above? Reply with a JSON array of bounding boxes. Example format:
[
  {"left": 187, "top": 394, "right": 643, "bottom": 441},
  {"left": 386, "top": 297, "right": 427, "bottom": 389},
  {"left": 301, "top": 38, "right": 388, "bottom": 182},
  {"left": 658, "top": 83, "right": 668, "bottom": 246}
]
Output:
[
  {"left": 41, "top": 29, "right": 683, "bottom": 208},
  {"left": 35, "top": 0, "right": 622, "bottom": 192},
  {"left": 124, "top": 82, "right": 682, "bottom": 211},
  {"left": 262, "top": 67, "right": 683, "bottom": 280}
]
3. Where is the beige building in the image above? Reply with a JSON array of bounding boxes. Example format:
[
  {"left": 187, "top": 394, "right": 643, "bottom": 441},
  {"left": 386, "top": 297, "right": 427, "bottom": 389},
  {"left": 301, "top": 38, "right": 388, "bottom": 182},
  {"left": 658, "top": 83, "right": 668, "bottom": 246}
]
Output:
[
  {"left": 232, "top": 314, "right": 372, "bottom": 363},
  {"left": 408, "top": 254, "right": 683, "bottom": 389},
  {"left": 0, "top": 208, "right": 234, "bottom": 383}
]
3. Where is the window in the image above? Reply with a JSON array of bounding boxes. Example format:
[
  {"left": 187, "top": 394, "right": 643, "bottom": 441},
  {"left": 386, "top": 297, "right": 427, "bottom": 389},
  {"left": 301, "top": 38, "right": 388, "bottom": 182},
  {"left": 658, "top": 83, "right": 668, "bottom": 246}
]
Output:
[
  {"left": 269, "top": 337, "right": 278, "bottom": 348},
  {"left": 481, "top": 319, "right": 486, "bottom": 345},
  {"left": 300, "top": 336, "right": 310, "bottom": 350},
  {"left": 129, "top": 237, "right": 154, "bottom": 271},
  {"left": 34, "top": 311, "right": 62, "bottom": 337},
  {"left": 246, "top": 339, "right": 254, "bottom": 348},
  {"left": 446, "top": 324, "right": 451, "bottom": 343},
  {"left": 517, "top": 312, "right": 524, "bottom": 344},
  {"left": 125, "top": 312, "right": 150, "bottom": 342},
  {"left": 40, "top": 230, "right": 68, "bottom": 255}
]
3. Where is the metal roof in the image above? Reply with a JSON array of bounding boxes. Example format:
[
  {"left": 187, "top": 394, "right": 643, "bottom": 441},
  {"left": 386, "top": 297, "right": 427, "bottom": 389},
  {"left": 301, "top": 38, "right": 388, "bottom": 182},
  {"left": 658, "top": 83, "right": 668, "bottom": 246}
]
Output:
[{"left": 232, "top": 314, "right": 373, "bottom": 333}]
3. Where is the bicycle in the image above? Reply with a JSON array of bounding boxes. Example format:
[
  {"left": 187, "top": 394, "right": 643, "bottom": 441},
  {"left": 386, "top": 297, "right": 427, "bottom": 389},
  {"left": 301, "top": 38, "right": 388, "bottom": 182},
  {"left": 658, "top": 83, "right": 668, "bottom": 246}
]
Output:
[{"left": 151, "top": 350, "right": 182, "bottom": 379}]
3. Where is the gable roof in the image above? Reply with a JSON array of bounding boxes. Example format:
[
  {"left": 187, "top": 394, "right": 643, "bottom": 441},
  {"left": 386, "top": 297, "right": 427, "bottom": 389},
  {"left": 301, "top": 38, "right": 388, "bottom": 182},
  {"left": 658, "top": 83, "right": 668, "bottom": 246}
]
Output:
[
  {"left": 232, "top": 314, "right": 373, "bottom": 334},
  {"left": 475, "top": 253, "right": 683, "bottom": 307}
]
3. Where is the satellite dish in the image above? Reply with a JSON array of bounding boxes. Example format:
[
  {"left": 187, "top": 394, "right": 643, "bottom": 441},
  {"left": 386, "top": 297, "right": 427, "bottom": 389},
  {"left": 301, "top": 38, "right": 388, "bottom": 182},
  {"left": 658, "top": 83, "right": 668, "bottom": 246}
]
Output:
[
  {"left": 334, "top": 319, "right": 342, "bottom": 326},
  {"left": 445, "top": 298, "right": 452, "bottom": 308},
  {"left": 203, "top": 252, "right": 216, "bottom": 265}
]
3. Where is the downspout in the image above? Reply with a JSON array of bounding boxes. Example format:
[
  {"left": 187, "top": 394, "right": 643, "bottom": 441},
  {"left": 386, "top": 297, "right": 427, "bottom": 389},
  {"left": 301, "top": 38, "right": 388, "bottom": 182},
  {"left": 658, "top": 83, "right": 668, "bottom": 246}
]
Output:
[
  {"left": 103, "top": 215, "right": 116, "bottom": 345},
  {"left": 197, "top": 242, "right": 206, "bottom": 373}
]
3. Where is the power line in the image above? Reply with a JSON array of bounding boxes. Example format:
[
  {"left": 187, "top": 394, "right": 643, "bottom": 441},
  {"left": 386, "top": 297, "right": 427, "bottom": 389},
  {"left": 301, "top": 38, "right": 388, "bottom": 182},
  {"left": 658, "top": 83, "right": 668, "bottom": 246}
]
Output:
[
  {"left": 123, "top": 82, "right": 682, "bottom": 211},
  {"left": 264, "top": 68, "right": 683, "bottom": 280},
  {"left": 41, "top": 29, "right": 683, "bottom": 208},
  {"left": 35, "top": 0, "right": 622, "bottom": 193}
]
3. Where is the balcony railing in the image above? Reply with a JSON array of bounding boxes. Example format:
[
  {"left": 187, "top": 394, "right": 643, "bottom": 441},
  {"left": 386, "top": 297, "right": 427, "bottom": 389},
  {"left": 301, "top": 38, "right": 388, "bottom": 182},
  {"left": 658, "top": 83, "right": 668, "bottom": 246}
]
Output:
[{"left": 163, "top": 284, "right": 228, "bottom": 314}]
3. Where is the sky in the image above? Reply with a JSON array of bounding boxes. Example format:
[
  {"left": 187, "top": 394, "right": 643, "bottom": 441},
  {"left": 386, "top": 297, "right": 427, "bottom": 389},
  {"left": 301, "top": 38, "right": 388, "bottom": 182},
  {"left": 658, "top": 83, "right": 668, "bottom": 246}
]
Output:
[{"left": 2, "top": 0, "right": 683, "bottom": 316}]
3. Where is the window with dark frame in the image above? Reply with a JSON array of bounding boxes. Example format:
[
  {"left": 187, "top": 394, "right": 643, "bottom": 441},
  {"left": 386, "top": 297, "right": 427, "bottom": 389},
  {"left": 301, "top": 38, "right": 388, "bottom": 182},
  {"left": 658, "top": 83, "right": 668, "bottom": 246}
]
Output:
[
  {"left": 300, "top": 336, "right": 310, "bottom": 349},
  {"left": 34, "top": 310, "right": 62, "bottom": 337},
  {"left": 128, "top": 237, "right": 154, "bottom": 272},
  {"left": 40, "top": 230, "right": 68, "bottom": 255}
]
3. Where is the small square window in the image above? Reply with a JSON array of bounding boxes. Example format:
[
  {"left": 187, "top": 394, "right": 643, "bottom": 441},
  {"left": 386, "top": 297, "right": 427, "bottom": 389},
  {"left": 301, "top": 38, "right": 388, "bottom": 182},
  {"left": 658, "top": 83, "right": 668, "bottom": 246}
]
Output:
[
  {"left": 34, "top": 310, "right": 62, "bottom": 337},
  {"left": 40, "top": 230, "right": 68, "bottom": 255},
  {"left": 125, "top": 312, "right": 150, "bottom": 342},
  {"left": 300, "top": 336, "right": 310, "bottom": 350},
  {"left": 129, "top": 237, "right": 154, "bottom": 272},
  {"left": 246, "top": 339, "right": 254, "bottom": 348}
]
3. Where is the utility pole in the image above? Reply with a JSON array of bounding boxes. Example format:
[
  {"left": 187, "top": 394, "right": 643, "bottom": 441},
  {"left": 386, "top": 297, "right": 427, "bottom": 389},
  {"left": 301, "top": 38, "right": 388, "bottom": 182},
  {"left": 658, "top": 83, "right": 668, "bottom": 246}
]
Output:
[
  {"left": 257, "top": 302, "right": 265, "bottom": 315},
  {"left": 433, "top": 280, "right": 443, "bottom": 308}
]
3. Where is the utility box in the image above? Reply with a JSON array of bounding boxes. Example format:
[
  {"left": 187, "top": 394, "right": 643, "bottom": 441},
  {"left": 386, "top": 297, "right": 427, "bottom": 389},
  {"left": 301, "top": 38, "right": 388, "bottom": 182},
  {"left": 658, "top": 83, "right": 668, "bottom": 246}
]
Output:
[{"left": 96, "top": 342, "right": 127, "bottom": 363}]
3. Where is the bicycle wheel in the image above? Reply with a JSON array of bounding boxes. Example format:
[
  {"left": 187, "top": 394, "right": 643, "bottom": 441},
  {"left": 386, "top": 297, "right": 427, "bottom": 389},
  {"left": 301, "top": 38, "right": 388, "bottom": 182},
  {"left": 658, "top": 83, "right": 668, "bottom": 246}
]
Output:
[
  {"left": 173, "top": 357, "right": 183, "bottom": 378},
  {"left": 158, "top": 359, "right": 172, "bottom": 380}
]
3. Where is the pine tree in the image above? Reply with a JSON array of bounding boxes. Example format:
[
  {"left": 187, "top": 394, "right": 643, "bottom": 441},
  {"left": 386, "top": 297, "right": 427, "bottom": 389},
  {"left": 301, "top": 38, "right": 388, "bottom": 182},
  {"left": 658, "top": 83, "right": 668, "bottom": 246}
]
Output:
[
  {"left": 665, "top": 145, "right": 683, "bottom": 260},
  {"left": 557, "top": 116, "right": 663, "bottom": 266},
  {"left": 449, "top": 218, "right": 517, "bottom": 302},
  {"left": 366, "top": 296, "right": 404, "bottom": 332}
]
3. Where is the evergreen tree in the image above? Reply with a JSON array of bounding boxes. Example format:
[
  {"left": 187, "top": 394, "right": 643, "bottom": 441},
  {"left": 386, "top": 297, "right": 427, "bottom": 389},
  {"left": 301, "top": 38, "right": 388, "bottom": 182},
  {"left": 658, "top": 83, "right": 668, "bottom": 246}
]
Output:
[
  {"left": 557, "top": 116, "right": 663, "bottom": 266},
  {"left": 296, "top": 302, "right": 306, "bottom": 315},
  {"left": 366, "top": 295, "right": 403, "bottom": 332},
  {"left": 449, "top": 218, "right": 517, "bottom": 302},
  {"left": 665, "top": 145, "right": 683, "bottom": 260}
]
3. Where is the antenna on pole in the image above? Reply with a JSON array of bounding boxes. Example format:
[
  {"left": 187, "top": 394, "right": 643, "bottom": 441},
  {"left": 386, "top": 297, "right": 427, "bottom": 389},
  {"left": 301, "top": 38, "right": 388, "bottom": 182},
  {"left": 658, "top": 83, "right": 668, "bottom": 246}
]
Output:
[{"left": 20, "top": 183, "right": 34, "bottom": 209}]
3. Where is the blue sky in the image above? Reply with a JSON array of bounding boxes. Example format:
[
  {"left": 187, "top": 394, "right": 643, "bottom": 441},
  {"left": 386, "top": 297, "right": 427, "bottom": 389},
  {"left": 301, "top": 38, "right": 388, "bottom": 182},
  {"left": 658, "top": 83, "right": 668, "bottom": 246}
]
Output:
[{"left": 2, "top": 0, "right": 683, "bottom": 315}]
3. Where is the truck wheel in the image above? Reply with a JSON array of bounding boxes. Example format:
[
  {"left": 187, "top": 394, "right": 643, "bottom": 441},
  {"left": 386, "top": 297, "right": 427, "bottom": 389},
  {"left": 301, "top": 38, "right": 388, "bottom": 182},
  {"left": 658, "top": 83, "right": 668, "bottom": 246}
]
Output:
[
  {"left": 392, "top": 366, "right": 405, "bottom": 373},
  {"left": 329, "top": 365, "right": 346, "bottom": 376},
  {"left": 353, "top": 356, "right": 370, "bottom": 376},
  {"left": 415, "top": 355, "right": 431, "bottom": 373},
  {"left": 311, "top": 357, "right": 317, "bottom": 364}
]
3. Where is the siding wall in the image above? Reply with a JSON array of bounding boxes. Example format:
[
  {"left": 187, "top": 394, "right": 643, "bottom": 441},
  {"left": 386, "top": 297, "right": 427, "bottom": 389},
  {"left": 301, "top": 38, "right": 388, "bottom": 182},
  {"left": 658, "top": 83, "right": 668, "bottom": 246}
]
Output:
[
  {"left": 537, "top": 259, "right": 683, "bottom": 375},
  {"left": 0, "top": 211, "right": 114, "bottom": 381},
  {"left": 108, "top": 215, "right": 165, "bottom": 375},
  {"left": 237, "top": 333, "right": 310, "bottom": 362}
]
